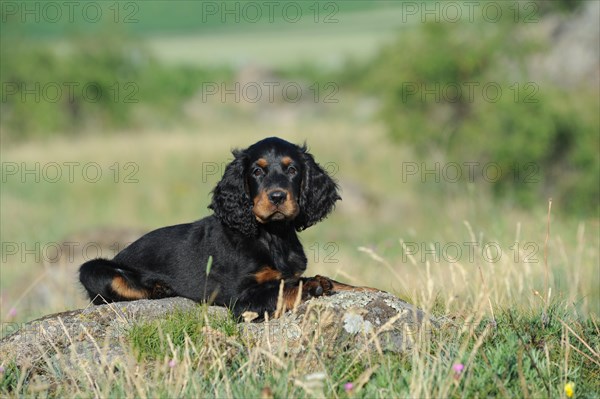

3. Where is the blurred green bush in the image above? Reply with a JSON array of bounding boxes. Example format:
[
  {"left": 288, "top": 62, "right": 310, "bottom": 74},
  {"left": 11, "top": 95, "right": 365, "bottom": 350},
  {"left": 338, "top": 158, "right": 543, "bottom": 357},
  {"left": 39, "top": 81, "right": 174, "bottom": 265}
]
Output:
[
  {"left": 1, "top": 32, "right": 230, "bottom": 141},
  {"left": 360, "top": 6, "right": 598, "bottom": 216}
]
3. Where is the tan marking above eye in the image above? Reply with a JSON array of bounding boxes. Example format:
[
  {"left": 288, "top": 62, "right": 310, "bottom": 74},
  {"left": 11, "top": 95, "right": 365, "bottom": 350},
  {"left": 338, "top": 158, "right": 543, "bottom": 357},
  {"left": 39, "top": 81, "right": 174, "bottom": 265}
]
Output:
[
  {"left": 256, "top": 158, "right": 268, "bottom": 168},
  {"left": 281, "top": 156, "right": 293, "bottom": 167}
]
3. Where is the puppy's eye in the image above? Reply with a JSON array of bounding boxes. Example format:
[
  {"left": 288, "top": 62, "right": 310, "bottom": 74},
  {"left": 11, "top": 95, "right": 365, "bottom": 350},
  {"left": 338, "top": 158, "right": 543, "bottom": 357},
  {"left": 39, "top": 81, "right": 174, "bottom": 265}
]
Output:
[
  {"left": 287, "top": 166, "right": 297, "bottom": 176},
  {"left": 252, "top": 167, "right": 265, "bottom": 177}
]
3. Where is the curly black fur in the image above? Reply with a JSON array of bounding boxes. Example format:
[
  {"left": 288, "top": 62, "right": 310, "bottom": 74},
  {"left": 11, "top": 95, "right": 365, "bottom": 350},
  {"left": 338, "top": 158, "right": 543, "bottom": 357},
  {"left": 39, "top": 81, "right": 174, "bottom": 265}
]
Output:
[
  {"left": 295, "top": 148, "right": 341, "bottom": 231},
  {"left": 79, "top": 137, "right": 341, "bottom": 319},
  {"left": 208, "top": 150, "right": 257, "bottom": 237}
]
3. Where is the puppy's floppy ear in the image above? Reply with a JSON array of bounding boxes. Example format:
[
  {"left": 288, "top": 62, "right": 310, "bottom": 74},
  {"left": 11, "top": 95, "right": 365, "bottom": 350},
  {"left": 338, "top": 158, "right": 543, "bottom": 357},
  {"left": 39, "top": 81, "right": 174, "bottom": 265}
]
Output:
[
  {"left": 209, "top": 150, "right": 257, "bottom": 236},
  {"left": 294, "top": 147, "right": 341, "bottom": 231}
]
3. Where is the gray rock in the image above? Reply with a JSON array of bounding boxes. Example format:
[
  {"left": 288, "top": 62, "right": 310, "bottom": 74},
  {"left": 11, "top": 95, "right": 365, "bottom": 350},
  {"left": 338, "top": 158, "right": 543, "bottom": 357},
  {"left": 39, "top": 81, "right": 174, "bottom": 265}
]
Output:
[
  {"left": 241, "top": 291, "right": 436, "bottom": 356},
  {"left": 1, "top": 292, "right": 435, "bottom": 371}
]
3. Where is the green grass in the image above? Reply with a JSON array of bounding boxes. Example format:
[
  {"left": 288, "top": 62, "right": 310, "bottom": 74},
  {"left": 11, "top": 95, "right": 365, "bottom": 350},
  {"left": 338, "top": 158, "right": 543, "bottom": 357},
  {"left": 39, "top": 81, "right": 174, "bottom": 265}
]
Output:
[
  {"left": 129, "top": 305, "right": 239, "bottom": 361},
  {"left": 2, "top": 2, "right": 407, "bottom": 70},
  {"left": 127, "top": 299, "right": 600, "bottom": 398},
  {"left": 2, "top": 298, "right": 598, "bottom": 397},
  {"left": 1, "top": 1, "right": 405, "bottom": 38}
]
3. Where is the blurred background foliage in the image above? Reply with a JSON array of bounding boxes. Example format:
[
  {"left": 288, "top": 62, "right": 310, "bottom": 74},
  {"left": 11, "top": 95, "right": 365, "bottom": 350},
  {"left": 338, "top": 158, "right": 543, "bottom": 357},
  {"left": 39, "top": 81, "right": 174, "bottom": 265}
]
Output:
[
  {"left": 358, "top": 4, "right": 599, "bottom": 215},
  {"left": 2, "top": 0, "right": 597, "bottom": 216},
  {"left": 1, "top": 31, "right": 232, "bottom": 136},
  {"left": 1, "top": 0, "right": 598, "bottom": 320}
]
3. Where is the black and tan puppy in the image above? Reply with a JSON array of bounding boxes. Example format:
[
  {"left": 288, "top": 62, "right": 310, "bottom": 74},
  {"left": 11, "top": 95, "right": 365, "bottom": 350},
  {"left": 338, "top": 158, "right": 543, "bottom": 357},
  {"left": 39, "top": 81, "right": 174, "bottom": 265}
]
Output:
[{"left": 80, "top": 137, "right": 372, "bottom": 319}]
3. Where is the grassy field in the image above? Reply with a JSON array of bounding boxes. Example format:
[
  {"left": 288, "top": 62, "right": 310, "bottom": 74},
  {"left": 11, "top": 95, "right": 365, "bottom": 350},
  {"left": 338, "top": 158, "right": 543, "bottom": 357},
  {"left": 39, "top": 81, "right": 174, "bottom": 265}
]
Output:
[
  {"left": 2, "top": 102, "right": 599, "bottom": 398},
  {"left": 2, "top": 100, "right": 598, "bottom": 318},
  {"left": 143, "top": 6, "right": 407, "bottom": 68},
  {"left": 4, "top": 1, "right": 404, "bottom": 38},
  {"left": 5, "top": 3, "right": 405, "bottom": 69},
  {"left": 1, "top": 2, "right": 599, "bottom": 395},
  {"left": 3, "top": 298, "right": 597, "bottom": 397}
]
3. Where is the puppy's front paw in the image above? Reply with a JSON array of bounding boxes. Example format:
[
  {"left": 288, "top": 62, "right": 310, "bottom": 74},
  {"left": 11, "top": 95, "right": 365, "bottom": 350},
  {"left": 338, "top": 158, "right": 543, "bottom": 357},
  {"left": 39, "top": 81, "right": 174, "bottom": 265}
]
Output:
[{"left": 302, "top": 275, "right": 333, "bottom": 298}]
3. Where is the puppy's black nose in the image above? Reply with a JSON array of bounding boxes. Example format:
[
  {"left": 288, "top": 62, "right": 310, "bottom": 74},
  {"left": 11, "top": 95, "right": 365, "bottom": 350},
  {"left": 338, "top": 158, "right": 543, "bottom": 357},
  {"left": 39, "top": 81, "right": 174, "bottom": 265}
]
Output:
[{"left": 269, "top": 190, "right": 287, "bottom": 205}]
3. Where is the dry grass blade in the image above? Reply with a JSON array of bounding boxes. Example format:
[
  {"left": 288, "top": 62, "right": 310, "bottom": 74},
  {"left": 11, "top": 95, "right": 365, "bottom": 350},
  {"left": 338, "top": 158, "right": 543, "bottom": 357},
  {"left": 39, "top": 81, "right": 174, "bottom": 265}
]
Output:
[
  {"left": 517, "top": 348, "right": 530, "bottom": 399},
  {"left": 274, "top": 279, "right": 286, "bottom": 318},
  {"left": 557, "top": 318, "right": 600, "bottom": 365},
  {"left": 358, "top": 246, "right": 406, "bottom": 292},
  {"left": 293, "top": 280, "right": 303, "bottom": 312},
  {"left": 542, "top": 199, "right": 552, "bottom": 326},
  {"left": 354, "top": 365, "right": 380, "bottom": 393}
]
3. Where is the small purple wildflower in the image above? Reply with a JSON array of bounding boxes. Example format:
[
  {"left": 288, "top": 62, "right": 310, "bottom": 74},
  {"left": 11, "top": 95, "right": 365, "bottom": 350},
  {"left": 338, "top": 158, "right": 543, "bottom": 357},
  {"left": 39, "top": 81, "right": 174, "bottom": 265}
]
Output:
[
  {"left": 452, "top": 363, "right": 465, "bottom": 380},
  {"left": 8, "top": 308, "right": 17, "bottom": 318},
  {"left": 344, "top": 382, "right": 354, "bottom": 392},
  {"left": 0, "top": 366, "right": 5, "bottom": 374},
  {"left": 452, "top": 363, "right": 464, "bottom": 374},
  {"left": 168, "top": 359, "right": 176, "bottom": 368}
]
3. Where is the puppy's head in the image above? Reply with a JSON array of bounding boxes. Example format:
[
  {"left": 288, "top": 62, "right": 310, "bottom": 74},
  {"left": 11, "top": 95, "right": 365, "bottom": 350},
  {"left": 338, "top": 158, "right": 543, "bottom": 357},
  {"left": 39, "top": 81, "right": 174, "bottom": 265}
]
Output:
[{"left": 210, "top": 137, "right": 340, "bottom": 236}]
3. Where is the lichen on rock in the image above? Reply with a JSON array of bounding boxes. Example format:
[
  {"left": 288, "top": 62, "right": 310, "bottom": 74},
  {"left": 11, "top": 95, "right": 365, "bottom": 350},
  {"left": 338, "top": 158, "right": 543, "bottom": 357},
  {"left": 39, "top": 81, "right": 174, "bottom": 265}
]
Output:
[{"left": 0, "top": 291, "right": 436, "bottom": 373}]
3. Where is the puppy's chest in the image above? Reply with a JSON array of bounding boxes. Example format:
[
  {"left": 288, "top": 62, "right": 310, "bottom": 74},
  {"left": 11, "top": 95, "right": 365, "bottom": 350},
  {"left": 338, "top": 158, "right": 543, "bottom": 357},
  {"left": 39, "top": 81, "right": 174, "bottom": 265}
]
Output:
[{"left": 254, "top": 235, "right": 307, "bottom": 277}]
